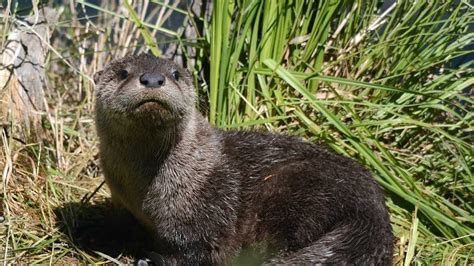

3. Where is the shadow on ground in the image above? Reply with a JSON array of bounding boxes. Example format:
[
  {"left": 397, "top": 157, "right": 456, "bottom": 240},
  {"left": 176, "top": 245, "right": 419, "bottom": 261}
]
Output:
[{"left": 54, "top": 200, "right": 154, "bottom": 261}]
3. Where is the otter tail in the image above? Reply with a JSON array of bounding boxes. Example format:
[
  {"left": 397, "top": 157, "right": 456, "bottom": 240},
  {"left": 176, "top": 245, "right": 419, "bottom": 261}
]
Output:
[{"left": 266, "top": 218, "right": 393, "bottom": 265}]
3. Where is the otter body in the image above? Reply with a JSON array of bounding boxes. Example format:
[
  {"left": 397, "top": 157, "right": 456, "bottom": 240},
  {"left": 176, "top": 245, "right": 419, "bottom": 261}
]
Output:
[{"left": 94, "top": 54, "right": 393, "bottom": 264}]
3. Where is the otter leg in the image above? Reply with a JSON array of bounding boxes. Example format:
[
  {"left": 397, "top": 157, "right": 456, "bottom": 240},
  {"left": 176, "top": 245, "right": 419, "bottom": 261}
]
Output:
[{"left": 265, "top": 218, "right": 393, "bottom": 265}]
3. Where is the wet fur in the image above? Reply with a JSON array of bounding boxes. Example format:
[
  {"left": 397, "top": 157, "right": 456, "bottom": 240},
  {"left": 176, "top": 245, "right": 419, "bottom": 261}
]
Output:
[{"left": 94, "top": 54, "right": 393, "bottom": 265}]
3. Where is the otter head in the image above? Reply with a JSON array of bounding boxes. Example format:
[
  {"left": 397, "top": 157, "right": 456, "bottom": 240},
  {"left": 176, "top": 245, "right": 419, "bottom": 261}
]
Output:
[{"left": 94, "top": 54, "right": 195, "bottom": 138}]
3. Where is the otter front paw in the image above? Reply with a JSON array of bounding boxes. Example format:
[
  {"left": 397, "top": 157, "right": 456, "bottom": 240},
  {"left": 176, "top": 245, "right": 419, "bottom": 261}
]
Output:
[{"left": 135, "top": 251, "right": 172, "bottom": 266}]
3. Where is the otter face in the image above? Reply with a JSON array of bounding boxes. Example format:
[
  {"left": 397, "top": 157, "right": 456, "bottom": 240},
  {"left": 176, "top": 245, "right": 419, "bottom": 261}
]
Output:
[{"left": 94, "top": 54, "right": 195, "bottom": 131}]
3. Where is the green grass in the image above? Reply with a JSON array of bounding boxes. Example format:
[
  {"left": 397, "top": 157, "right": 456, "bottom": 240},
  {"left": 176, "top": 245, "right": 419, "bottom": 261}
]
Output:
[{"left": 1, "top": 0, "right": 473, "bottom": 264}]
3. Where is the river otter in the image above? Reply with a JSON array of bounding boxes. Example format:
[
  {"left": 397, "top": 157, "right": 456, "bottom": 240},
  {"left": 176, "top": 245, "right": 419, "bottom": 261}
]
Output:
[{"left": 93, "top": 53, "right": 393, "bottom": 265}]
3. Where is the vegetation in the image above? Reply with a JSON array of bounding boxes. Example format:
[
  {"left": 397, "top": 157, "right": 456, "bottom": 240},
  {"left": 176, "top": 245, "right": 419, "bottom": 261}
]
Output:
[{"left": 1, "top": 0, "right": 472, "bottom": 264}]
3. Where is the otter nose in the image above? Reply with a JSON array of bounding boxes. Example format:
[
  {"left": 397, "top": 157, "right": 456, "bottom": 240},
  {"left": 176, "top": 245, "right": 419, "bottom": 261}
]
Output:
[{"left": 140, "top": 72, "right": 165, "bottom": 88}]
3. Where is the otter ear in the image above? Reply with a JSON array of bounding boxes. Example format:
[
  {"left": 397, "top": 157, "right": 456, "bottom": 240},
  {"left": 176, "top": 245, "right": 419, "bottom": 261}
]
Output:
[
  {"left": 93, "top": 70, "right": 104, "bottom": 84},
  {"left": 186, "top": 69, "right": 194, "bottom": 79}
]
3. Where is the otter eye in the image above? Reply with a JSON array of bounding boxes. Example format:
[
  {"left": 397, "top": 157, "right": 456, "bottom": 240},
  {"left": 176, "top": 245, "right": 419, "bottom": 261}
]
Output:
[
  {"left": 172, "top": 70, "right": 180, "bottom": 81},
  {"left": 118, "top": 69, "right": 129, "bottom": 80}
]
